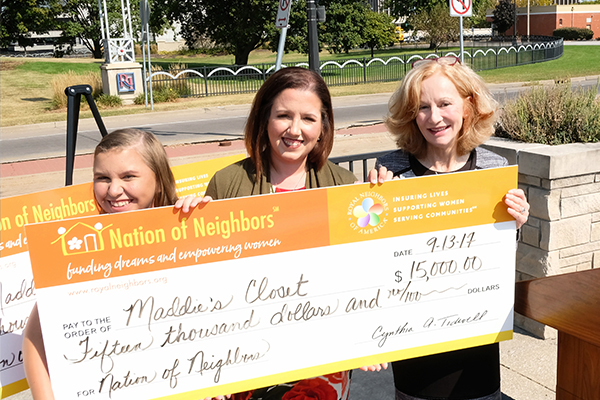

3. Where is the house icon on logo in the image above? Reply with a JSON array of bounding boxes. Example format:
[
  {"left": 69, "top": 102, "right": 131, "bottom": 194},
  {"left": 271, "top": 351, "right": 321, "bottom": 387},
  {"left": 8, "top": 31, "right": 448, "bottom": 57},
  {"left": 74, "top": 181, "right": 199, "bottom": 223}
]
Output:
[{"left": 51, "top": 222, "right": 112, "bottom": 256}]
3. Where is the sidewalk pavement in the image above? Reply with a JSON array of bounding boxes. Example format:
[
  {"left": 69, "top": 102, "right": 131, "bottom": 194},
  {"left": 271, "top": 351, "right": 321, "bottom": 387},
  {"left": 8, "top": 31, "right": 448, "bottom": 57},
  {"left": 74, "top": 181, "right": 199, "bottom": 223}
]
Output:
[{"left": 1, "top": 81, "right": 571, "bottom": 398}]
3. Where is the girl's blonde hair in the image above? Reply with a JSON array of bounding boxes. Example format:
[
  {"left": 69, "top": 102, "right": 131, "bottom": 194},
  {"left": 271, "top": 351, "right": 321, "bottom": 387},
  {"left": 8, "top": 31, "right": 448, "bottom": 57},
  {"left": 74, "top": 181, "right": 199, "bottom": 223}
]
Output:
[
  {"left": 94, "top": 129, "right": 177, "bottom": 207},
  {"left": 386, "top": 61, "right": 498, "bottom": 158}
]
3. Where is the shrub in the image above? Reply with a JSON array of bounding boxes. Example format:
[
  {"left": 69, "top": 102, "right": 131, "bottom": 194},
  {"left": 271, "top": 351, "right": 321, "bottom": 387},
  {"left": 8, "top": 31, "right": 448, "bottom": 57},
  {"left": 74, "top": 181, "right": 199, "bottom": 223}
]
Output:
[
  {"left": 133, "top": 92, "right": 145, "bottom": 105},
  {"left": 95, "top": 94, "right": 123, "bottom": 108},
  {"left": 496, "top": 83, "right": 600, "bottom": 144},
  {"left": 50, "top": 71, "right": 103, "bottom": 109},
  {"left": 147, "top": 63, "right": 192, "bottom": 97},
  {"left": 133, "top": 86, "right": 179, "bottom": 105},
  {"left": 134, "top": 43, "right": 158, "bottom": 55},
  {"left": 553, "top": 27, "right": 594, "bottom": 40}
]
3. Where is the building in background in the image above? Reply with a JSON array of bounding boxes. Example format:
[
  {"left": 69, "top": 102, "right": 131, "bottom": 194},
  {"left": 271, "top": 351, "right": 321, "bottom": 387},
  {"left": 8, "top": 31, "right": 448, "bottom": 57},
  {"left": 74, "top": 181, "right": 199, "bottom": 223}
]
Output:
[
  {"left": 3, "top": 15, "right": 91, "bottom": 55},
  {"left": 155, "top": 22, "right": 186, "bottom": 52},
  {"left": 486, "top": 4, "right": 600, "bottom": 37}
]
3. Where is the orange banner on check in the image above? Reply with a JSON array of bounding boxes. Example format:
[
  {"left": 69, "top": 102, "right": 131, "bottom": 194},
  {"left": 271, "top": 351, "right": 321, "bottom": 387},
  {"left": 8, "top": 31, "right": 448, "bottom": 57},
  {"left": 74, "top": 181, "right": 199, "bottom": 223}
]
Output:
[{"left": 25, "top": 166, "right": 517, "bottom": 289}]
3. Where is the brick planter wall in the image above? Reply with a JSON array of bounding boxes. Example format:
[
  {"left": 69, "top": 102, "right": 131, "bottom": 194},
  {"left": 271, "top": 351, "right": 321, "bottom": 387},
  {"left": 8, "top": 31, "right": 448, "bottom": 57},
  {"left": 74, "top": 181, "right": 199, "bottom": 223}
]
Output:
[{"left": 482, "top": 138, "right": 600, "bottom": 338}]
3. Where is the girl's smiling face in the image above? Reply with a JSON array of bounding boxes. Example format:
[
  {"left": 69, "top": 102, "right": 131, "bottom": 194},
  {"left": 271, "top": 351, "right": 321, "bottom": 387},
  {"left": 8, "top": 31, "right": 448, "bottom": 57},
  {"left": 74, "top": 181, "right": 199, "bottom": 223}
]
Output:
[
  {"left": 267, "top": 88, "right": 323, "bottom": 171},
  {"left": 415, "top": 72, "right": 466, "bottom": 153},
  {"left": 93, "top": 146, "right": 156, "bottom": 214}
]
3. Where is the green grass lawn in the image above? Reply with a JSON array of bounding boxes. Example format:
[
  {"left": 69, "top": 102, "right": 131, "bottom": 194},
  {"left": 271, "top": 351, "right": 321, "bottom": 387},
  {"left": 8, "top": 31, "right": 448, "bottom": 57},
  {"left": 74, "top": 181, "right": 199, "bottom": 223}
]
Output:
[
  {"left": 478, "top": 46, "right": 600, "bottom": 83},
  {"left": 15, "top": 59, "right": 104, "bottom": 74},
  {"left": 1, "top": 45, "right": 599, "bottom": 127}
]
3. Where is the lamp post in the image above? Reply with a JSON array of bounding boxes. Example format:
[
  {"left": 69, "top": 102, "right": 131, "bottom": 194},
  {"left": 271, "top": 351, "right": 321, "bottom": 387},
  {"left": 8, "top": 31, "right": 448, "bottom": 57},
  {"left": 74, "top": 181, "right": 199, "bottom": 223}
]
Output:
[{"left": 307, "top": 0, "right": 320, "bottom": 74}]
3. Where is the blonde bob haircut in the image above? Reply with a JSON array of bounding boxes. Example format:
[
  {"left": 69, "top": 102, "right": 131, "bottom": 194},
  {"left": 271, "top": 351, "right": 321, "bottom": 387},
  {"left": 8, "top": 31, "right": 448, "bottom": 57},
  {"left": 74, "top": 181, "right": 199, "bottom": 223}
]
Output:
[
  {"left": 94, "top": 129, "right": 178, "bottom": 208},
  {"left": 385, "top": 61, "right": 498, "bottom": 158},
  {"left": 245, "top": 67, "right": 335, "bottom": 180}
]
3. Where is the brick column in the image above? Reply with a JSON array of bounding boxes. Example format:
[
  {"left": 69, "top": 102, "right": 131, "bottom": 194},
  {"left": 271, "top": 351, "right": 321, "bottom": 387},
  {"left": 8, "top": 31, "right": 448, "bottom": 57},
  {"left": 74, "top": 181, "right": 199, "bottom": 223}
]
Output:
[{"left": 483, "top": 138, "right": 600, "bottom": 338}]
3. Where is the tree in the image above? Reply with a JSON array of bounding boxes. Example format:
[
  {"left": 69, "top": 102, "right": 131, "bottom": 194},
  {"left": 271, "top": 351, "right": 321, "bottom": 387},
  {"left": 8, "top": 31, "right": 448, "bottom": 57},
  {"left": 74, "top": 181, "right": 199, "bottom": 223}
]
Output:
[
  {"left": 362, "top": 10, "right": 395, "bottom": 57},
  {"left": 383, "top": 0, "right": 444, "bottom": 19},
  {"left": 319, "top": 0, "right": 370, "bottom": 53},
  {"left": 161, "top": 0, "right": 277, "bottom": 65},
  {"left": 493, "top": 0, "right": 515, "bottom": 35},
  {"left": 468, "top": 0, "right": 495, "bottom": 28},
  {"left": 269, "top": 0, "right": 381, "bottom": 57},
  {"left": 58, "top": 0, "right": 168, "bottom": 59},
  {"left": 0, "top": 0, "right": 61, "bottom": 49},
  {"left": 267, "top": 0, "right": 314, "bottom": 55},
  {"left": 58, "top": 0, "right": 109, "bottom": 58},
  {"left": 409, "top": 2, "right": 459, "bottom": 50},
  {"left": 62, "top": 0, "right": 160, "bottom": 59}
]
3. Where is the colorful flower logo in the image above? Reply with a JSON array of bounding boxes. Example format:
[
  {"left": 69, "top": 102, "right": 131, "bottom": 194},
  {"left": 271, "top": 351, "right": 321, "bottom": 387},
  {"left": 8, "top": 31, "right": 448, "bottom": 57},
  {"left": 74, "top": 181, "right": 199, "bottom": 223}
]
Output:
[{"left": 353, "top": 197, "right": 384, "bottom": 228}]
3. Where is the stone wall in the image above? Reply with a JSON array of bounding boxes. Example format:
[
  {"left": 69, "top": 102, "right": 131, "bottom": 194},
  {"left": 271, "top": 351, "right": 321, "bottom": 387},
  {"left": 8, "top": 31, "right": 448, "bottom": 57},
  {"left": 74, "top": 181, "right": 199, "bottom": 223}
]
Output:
[{"left": 482, "top": 138, "right": 600, "bottom": 338}]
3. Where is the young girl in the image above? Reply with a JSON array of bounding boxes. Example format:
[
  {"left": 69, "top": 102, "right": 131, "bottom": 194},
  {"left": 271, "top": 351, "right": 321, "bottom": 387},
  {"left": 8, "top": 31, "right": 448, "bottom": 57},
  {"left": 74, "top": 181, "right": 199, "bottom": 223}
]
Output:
[{"left": 22, "top": 128, "right": 190, "bottom": 400}]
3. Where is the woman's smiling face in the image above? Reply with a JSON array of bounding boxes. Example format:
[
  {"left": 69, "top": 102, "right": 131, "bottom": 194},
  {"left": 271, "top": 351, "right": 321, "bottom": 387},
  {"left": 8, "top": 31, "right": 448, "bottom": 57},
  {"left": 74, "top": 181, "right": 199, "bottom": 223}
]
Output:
[
  {"left": 93, "top": 146, "right": 156, "bottom": 214},
  {"left": 267, "top": 88, "right": 322, "bottom": 171},
  {"left": 415, "top": 72, "right": 466, "bottom": 153}
]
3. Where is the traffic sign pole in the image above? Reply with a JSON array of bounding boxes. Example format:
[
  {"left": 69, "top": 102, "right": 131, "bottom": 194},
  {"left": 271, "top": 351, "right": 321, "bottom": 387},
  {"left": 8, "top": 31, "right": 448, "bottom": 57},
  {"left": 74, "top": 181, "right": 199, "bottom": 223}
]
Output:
[
  {"left": 449, "top": 0, "right": 472, "bottom": 64},
  {"left": 275, "top": 0, "right": 292, "bottom": 72},
  {"left": 275, "top": 28, "right": 288, "bottom": 71},
  {"left": 307, "top": 0, "right": 320, "bottom": 74},
  {"left": 459, "top": 16, "right": 464, "bottom": 63}
]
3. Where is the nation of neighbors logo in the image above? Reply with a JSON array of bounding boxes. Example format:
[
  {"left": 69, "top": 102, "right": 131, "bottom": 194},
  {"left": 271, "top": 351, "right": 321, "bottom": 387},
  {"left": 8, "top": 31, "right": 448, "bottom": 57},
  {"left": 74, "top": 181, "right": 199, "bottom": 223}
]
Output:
[
  {"left": 347, "top": 192, "right": 389, "bottom": 234},
  {"left": 51, "top": 222, "right": 112, "bottom": 256}
]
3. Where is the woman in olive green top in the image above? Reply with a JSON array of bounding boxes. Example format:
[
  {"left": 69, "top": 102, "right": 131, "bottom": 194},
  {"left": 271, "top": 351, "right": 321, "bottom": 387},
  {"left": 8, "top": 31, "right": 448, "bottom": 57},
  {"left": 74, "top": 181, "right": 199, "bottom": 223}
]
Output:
[
  {"left": 205, "top": 67, "right": 356, "bottom": 200},
  {"left": 201, "top": 67, "right": 357, "bottom": 400}
]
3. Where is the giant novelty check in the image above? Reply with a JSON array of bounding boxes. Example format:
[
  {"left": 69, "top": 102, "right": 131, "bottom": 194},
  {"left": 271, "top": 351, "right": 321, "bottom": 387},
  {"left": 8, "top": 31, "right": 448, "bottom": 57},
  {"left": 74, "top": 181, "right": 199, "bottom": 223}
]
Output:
[
  {"left": 0, "top": 154, "right": 243, "bottom": 398},
  {"left": 25, "top": 166, "right": 518, "bottom": 400}
]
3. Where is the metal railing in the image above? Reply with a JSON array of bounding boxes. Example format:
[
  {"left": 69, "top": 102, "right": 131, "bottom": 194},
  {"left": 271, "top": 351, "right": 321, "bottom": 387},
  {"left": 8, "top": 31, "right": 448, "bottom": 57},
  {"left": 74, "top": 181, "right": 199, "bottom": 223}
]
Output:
[
  {"left": 330, "top": 150, "right": 391, "bottom": 182},
  {"left": 147, "top": 36, "right": 563, "bottom": 99}
]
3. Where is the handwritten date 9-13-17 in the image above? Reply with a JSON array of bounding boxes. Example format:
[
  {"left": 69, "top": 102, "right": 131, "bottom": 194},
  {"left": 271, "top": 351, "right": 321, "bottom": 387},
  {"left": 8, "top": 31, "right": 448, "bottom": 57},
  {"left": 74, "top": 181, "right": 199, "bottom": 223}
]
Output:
[{"left": 427, "top": 232, "right": 475, "bottom": 253}]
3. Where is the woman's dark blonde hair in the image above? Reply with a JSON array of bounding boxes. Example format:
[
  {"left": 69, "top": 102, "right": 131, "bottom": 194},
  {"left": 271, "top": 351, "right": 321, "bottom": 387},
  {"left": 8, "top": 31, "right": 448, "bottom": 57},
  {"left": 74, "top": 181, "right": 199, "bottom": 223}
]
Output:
[
  {"left": 94, "top": 129, "right": 177, "bottom": 208},
  {"left": 245, "top": 67, "right": 335, "bottom": 179},
  {"left": 385, "top": 60, "right": 498, "bottom": 158}
]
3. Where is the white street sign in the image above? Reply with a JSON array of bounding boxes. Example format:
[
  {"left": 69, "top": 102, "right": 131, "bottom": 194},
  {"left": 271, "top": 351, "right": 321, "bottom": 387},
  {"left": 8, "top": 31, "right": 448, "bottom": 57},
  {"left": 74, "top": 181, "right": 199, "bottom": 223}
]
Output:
[
  {"left": 276, "top": 0, "right": 292, "bottom": 28},
  {"left": 450, "top": 0, "right": 472, "bottom": 17}
]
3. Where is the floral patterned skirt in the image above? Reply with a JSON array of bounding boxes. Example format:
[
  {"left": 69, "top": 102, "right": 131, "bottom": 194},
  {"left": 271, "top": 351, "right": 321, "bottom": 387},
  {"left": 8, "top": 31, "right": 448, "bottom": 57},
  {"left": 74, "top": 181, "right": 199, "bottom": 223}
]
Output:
[{"left": 228, "top": 371, "right": 351, "bottom": 400}]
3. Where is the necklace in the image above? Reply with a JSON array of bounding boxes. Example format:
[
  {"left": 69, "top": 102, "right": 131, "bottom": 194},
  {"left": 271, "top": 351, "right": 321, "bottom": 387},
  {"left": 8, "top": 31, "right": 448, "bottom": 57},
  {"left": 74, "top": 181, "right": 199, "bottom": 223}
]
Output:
[{"left": 271, "top": 169, "right": 306, "bottom": 191}]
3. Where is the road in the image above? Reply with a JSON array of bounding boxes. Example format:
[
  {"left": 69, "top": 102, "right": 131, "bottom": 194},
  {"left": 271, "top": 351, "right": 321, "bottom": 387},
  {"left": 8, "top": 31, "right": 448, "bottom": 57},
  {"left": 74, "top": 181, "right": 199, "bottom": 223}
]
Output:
[
  {"left": 0, "top": 96, "right": 390, "bottom": 163},
  {"left": 1, "top": 79, "right": 598, "bottom": 164}
]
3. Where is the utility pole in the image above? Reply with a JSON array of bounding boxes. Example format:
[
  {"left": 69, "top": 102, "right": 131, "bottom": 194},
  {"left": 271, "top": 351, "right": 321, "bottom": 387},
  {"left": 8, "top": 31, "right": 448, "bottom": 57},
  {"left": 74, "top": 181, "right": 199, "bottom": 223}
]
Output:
[
  {"left": 527, "top": 0, "right": 530, "bottom": 38},
  {"left": 307, "top": 0, "right": 320, "bottom": 74},
  {"left": 513, "top": 0, "right": 517, "bottom": 42}
]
